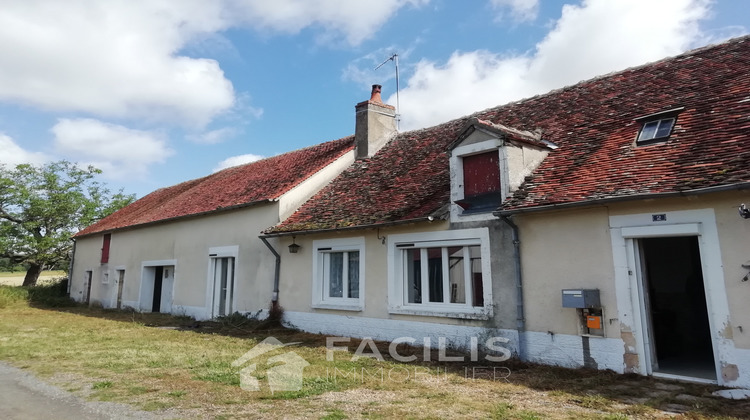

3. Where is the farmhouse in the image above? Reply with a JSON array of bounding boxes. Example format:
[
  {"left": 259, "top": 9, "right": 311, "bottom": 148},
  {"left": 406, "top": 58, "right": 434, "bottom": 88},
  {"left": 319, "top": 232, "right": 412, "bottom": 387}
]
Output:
[
  {"left": 262, "top": 36, "right": 750, "bottom": 387},
  {"left": 72, "top": 36, "right": 750, "bottom": 387},
  {"left": 70, "top": 138, "right": 354, "bottom": 320}
]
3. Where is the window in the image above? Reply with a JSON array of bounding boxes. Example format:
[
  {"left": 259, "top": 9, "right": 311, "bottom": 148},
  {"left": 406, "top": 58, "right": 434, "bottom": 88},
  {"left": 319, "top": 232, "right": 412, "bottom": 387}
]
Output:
[
  {"left": 102, "top": 271, "right": 109, "bottom": 284},
  {"left": 312, "top": 237, "right": 365, "bottom": 310},
  {"left": 450, "top": 139, "right": 506, "bottom": 221},
  {"left": 454, "top": 151, "right": 503, "bottom": 214},
  {"left": 635, "top": 107, "right": 683, "bottom": 145},
  {"left": 101, "top": 233, "right": 111, "bottom": 264},
  {"left": 637, "top": 118, "right": 675, "bottom": 143},
  {"left": 388, "top": 228, "right": 492, "bottom": 319}
]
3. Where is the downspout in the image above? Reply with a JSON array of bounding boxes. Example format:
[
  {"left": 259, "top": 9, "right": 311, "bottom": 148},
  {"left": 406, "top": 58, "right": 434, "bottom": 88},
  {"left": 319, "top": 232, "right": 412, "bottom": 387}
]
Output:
[
  {"left": 500, "top": 215, "right": 526, "bottom": 360},
  {"left": 67, "top": 238, "right": 76, "bottom": 296},
  {"left": 260, "top": 236, "right": 281, "bottom": 306}
]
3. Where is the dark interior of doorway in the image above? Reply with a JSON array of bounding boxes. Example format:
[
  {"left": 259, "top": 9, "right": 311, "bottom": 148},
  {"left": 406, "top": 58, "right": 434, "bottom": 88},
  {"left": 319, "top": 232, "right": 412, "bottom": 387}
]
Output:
[
  {"left": 641, "top": 236, "right": 715, "bottom": 380},
  {"left": 152, "top": 266, "right": 163, "bottom": 313}
]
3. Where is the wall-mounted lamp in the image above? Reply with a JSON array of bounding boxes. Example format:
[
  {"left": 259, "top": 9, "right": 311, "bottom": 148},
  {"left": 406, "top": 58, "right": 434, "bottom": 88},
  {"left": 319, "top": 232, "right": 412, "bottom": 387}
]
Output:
[
  {"left": 288, "top": 237, "right": 301, "bottom": 254},
  {"left": 739, "top": 203, "right": 750, "bottom": 219}
]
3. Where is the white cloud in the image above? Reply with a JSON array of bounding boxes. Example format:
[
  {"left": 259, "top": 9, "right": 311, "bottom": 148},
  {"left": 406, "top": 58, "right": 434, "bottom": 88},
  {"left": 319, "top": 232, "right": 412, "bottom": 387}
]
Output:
[
  {"left": 392, "top": 0, "right": 724, "bottom": 130},
  {"left": 0, "top": 1, "right": 423, "bottom": 127},
  {"left": 187, "top": 127, "right": 239, "bottom": 145},
  {"left": 51, "top": 118, "right": 174, "bottom": 179},
  {"left": 0, "top": 134, "right": 50, "bottom": 167},
  {"left": 490, "top": 0, "right": 539, "bottom": 22},
  {"left": 227, "top": 0, "right": 429, "bottom": 45},
  {"left": 214, "top": 153, "right": 265, "bottom": 172}
]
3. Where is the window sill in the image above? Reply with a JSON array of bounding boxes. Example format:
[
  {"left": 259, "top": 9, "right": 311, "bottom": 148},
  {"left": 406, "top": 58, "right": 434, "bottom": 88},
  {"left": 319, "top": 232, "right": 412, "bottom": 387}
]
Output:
[
  {"left": 312, "top": 302, "right": 363, "bottom": 312},
  {"left": 388, "top": 305, "right": 491, "bottom": 320}
]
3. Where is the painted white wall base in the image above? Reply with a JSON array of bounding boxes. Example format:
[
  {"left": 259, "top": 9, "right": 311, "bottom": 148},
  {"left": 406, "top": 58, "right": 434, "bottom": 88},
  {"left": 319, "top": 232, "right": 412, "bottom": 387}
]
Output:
[
  {"left": 720, "top": 341, "right": 750, "bottom": 389},
  {"left": 172, "top": 305, "right": 210, "bottom": 320},
  {"left": 121, "top": 300, "right": 139, "bottom": 311},
  {"left": 283, "top": 312, "right": 628, "bottom": 373},
  {"left": 522, "top": 330, "right": 625, "bottom": 373},
  {"left": 283, "top": 311, "right": 519, "bottom": 355}
]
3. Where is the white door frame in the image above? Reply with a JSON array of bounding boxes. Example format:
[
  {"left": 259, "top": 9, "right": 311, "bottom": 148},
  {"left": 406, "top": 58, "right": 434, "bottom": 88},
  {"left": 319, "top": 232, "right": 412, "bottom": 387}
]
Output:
[
  {"left": 139, "top": 260, "right": 177, "bottom": 313},
  {"left": 610, "top": 209, "right": 728, "bottom": 384},
  {"left": 206, "top": 246, "right": 239, "bottom": 318}
]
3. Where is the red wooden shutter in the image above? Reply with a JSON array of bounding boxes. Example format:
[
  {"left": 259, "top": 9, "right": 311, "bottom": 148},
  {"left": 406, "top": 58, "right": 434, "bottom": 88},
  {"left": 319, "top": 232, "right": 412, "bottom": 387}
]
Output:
[
  {"left": 101, "top": 233, "right": 111, "bottom": 263},
  {"left": 462, "top": 151, "right": 500, "bottom": 197}
]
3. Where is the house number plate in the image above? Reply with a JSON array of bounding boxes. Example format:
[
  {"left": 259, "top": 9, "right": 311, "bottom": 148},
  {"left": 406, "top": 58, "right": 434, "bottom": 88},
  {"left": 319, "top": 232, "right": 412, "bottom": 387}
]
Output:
[{"left": 652, "top": 214, "right": 667, "bottom": 222}]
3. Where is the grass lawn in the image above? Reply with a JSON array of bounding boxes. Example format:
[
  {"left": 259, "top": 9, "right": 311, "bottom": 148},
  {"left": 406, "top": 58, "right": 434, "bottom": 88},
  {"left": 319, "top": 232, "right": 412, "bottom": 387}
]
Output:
[{"left": 1, "top": 284, "right": 748, "bottom": 419}]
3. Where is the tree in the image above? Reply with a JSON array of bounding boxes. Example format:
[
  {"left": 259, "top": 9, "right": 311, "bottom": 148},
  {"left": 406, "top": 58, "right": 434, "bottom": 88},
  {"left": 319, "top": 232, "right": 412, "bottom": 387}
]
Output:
[{"left": 0, "top": 161, "right": 135, "bottom": 286}]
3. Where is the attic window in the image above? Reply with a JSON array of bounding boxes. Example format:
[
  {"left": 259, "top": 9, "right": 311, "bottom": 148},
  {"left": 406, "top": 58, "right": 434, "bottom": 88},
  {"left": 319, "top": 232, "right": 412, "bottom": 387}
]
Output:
[
  {"left": 635, "top": 107, "right": 683, "bottom": 145},
  {"left": 454, "top": 151, "right": 502, "bottom": 214}
]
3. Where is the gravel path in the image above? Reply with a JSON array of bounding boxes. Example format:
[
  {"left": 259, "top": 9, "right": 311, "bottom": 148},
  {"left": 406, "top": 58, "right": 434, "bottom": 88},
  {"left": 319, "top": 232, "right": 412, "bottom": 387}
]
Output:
[{"left": 0, "top": 362, "right": 157, "bottom": 420}]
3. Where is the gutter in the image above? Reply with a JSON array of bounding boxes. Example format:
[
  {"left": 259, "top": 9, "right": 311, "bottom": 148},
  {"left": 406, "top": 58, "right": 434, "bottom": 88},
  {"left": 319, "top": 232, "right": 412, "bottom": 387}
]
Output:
[
  {"left": 495, "top": 182, "right": 750, "bottom": 217},
  {"left": 261, "top": 215, "right": 441, "bottom": 238},
  {"left": 499, "top": 215, "right": 526, "bottom": 361},
  {"left": 260, "top": 236, "right": 281, "bottom": 304}
]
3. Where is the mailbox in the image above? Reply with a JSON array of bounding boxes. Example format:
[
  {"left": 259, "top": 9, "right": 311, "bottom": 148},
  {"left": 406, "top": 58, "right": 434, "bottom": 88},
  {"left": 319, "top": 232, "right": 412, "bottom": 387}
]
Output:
[{"left": 562, "top": 289, "right": 600, "bottom": 308}]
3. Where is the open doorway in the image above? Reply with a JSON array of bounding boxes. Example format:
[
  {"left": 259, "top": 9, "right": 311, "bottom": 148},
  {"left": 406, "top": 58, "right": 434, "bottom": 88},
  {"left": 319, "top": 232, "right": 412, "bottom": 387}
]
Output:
[
  {"left": 638, "top": 236, "right": 716, "bottom": 380},
  {"left": 140, "top": 264, "right": 174, "bottom": 313}
]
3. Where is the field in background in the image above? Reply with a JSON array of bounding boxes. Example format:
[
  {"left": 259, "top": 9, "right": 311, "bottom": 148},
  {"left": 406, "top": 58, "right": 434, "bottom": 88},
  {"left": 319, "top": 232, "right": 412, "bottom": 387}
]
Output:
[
  {"left": 0, "top": 270, "right": 66, "bottom": 286},
  {"left": 0, "top": 282, "right": 748, "bottom": 419}
]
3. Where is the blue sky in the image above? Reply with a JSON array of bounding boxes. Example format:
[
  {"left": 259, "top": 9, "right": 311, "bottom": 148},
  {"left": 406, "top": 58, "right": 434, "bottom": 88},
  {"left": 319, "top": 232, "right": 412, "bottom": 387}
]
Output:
[{"left": 1, "top": 0, "right": 747, "bottom": 198}]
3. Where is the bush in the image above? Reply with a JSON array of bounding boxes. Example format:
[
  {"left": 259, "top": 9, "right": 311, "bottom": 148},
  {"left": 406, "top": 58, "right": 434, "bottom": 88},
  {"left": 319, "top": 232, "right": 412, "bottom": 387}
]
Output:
[
  {"left": 0, "top": 279, "right": 75, "bottom": 309},
  {"left": 27, "top": 279, "right": 75, "bottom": 307},
  {"left": 0, "top": 285, "right": 29, "bottom": 309}
]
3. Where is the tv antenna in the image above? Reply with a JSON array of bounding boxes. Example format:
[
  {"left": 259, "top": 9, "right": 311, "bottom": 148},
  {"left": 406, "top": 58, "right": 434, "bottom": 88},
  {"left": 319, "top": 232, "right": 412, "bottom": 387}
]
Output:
[{"left": 375, "top": 53, "right": 400, "bottom": 129}]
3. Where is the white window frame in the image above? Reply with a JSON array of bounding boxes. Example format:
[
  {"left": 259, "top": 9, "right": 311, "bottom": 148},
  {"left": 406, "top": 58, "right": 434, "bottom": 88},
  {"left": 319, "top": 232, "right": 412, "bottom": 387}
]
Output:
[
  {"left": 449, "top": 138, "right": 507, "bottom": 223},
  {"left": 387, "top": 228, "right": 493, "bottom": 319},
  {"left": 312, "top": 237, "right": 365, "bottom": 311}
]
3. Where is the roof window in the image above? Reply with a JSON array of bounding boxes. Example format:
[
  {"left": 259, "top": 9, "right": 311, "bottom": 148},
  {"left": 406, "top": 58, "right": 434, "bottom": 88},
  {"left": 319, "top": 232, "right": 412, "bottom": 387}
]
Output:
[
  {"left": 638, "top": 118, "right": 675, "bottom": 142},
  {"left": 635, "top": 107, "right": 683, "bottom": 145}
]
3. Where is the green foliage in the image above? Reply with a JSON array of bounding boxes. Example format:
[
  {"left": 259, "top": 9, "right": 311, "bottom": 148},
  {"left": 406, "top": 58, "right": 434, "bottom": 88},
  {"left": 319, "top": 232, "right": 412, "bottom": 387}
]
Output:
[
  {"left": 0, "top": 161, "right": 135, "bottom": 284},
  {"left": 0, "top": 280, "right": 75, "bottom": 308},
  {"left": 0, "top": 285, "right": 29, "bottom": 308}
]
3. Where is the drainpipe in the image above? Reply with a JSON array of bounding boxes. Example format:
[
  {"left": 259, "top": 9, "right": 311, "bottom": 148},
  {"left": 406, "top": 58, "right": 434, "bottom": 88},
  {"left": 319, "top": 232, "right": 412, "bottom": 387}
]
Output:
[
  {"left": 67, "top": 238, "right": 76, "bottom": 295},
  {"left": 260, "top": 236, "right": 281, "bottom": 305},
  {"left": 500, "top": 216, "right": 526, "bottom": 360}
]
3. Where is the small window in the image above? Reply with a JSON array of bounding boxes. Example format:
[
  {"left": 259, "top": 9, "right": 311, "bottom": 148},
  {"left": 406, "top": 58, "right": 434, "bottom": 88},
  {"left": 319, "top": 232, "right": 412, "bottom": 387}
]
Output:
[
  {"left": 637, "top": 117, "right": 675, "bottom": 143},
  {"left": 312, "top": 238, "right": 365, "bottom": 310},
  {"left": 102, "top": 271, "right": 109, "bottom": 284}
]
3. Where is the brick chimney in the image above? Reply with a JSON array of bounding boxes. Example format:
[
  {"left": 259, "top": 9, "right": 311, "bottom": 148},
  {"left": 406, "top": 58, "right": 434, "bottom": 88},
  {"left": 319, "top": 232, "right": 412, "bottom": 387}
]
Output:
[{"left": 354, "top": 84, "right": 397, "bottom": 159}]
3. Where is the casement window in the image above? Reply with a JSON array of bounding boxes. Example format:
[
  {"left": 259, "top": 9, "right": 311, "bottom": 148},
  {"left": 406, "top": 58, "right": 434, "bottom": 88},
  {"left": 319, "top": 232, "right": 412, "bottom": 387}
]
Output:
[
  {"left": 101, "top": 233, "right": 111, "bottom": 264},
  {"left": 388, "top": 228, "right": 492, "bottom": 319},
  {"left": 312, "top": 237, "right": 365, "bottom": 311},
  {"left": 635, "top": 107, "right": 683, "bottom": 145}
]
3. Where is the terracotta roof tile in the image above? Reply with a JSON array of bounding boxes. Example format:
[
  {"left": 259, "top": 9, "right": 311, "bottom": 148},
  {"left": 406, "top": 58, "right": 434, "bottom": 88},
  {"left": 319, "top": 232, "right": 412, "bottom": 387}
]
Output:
[
  {"left": 268, "top": 36, "right": 750, "bottom": 233},
  {"left": 75, "top": 137, "right": 354, "bottom": 237}
]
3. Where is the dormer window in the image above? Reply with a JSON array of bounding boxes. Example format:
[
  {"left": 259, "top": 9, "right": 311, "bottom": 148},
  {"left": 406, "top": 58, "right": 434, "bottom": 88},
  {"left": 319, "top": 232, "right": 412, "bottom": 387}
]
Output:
[
  {"left": 449, "top": 118, "right": 555, "bottom": 223},
  {"left": 635, "top": 107, "right": 683, "bottom": 145}
]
